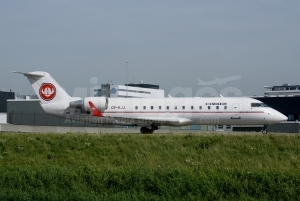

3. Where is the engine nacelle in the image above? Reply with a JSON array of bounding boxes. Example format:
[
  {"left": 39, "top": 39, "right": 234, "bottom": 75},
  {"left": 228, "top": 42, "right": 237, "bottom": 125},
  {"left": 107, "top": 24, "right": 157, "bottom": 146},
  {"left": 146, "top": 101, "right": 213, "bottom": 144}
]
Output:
[{"left": 83, "top": 97, "right": 108, "bottom": 112}]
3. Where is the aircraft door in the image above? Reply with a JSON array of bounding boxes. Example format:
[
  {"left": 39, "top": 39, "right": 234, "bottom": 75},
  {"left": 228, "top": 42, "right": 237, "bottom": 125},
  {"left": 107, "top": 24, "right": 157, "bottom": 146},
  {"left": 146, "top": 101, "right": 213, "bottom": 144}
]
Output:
[
  {"left": 165, "top": 102, "right": 171, "bottom": 113},
  {"left": 231, "top": 103, "right": 240, "bottom": 119}
]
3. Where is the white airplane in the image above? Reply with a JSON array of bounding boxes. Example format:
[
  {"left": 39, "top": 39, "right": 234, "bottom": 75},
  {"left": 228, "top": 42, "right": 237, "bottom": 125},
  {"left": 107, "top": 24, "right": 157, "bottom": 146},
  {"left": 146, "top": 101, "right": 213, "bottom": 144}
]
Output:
[
  {"left": 14, "top": 71, "right": 287, "bottom": 134},
  {"left": 197, "top": 76, "right": 241, "bottom": 86}
]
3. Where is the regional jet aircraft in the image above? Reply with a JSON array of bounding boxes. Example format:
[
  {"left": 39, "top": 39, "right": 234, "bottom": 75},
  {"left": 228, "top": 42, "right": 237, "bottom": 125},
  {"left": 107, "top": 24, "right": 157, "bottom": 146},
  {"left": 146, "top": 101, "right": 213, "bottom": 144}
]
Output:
[{"left": 14, "top": 71, "right": 287, "bottom": 134}]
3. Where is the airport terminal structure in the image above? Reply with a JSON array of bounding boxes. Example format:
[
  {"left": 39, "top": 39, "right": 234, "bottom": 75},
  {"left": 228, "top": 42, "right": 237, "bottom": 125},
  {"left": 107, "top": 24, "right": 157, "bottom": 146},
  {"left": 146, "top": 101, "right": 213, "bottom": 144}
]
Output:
[
  {"left": 0, "top": 90, "right": 15, "bottom": 124},
  {"left": 94, "top": 82, "right": 164, "bottom": 98}
]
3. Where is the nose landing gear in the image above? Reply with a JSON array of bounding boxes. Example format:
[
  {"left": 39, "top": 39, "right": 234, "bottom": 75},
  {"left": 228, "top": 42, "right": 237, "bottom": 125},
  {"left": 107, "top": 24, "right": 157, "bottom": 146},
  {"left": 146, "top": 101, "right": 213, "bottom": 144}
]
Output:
[{"left": 262, "top": 125, "right": 268, "bottom": 134}]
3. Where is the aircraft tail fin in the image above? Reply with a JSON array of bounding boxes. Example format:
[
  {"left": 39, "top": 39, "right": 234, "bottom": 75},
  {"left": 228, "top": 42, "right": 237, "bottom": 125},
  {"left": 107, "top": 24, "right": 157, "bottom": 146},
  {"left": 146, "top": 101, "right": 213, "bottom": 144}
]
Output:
[{"left": 13, "top": 71, "right": 71, "bottom": 104}]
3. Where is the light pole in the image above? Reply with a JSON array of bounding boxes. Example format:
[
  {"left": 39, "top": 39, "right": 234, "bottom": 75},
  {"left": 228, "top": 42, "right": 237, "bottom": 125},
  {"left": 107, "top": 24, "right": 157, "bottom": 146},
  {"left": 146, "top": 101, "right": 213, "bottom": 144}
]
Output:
[{"left": 126, "top": 61, "right": 128, "bottom": 98}]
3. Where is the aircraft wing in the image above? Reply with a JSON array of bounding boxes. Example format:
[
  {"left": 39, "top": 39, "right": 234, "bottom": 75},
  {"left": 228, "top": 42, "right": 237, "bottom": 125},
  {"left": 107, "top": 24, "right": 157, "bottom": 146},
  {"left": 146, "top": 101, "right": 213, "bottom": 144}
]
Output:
[{"left": 108, "top": 116, "right": 193, "bottom": 126}]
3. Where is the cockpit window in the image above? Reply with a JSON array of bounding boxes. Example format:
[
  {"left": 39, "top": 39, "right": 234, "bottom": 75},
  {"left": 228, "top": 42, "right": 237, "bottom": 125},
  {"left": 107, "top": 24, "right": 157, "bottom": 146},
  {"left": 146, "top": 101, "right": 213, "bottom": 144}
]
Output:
[
  {"left": 251, "top": 103, "right": 269, "bottom": 107},
  {"left": 251, "top": 103, "right": 261, "bottom": 107},
  {"left": 260, "top": 103, "right": 269, "bottom": 107}
]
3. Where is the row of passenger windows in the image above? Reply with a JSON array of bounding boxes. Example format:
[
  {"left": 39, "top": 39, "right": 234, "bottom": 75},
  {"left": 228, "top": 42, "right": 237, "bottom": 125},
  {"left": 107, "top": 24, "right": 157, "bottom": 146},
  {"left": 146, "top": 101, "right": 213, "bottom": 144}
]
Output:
[{"left": 135, "top": 106, "right": 228, "bottom": 110}]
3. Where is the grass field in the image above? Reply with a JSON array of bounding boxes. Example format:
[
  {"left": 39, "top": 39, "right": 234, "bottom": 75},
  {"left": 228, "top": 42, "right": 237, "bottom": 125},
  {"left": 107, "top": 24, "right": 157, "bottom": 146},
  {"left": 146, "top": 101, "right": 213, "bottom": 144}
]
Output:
[{"left": 0, "top": 132, "right": 299, "bottom": 200}]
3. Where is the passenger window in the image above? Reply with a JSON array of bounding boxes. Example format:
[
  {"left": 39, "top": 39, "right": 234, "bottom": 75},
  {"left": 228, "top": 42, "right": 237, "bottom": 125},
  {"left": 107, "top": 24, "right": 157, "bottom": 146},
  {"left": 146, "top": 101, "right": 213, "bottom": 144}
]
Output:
[
  {"left": 182, "top": 106, "right": 185, "bottom": 110},
  {"left": 167, "top": 106, "right": 169, "bottom": 110},
  {"left": 216, "top": 106, "right": 219, "bottom": 110},
  {"left": 175, "top": 106, "right": 177, "bottom": 110},
  {"left": 199, "top": 106, "right": 202, "bottom": 110},
  {"left": 151, "top": 106, "right": 153, "bottom": 110},
  {"left": 159, "top": 106, "right": 161, "bottom": 110},
  {"left": 135, "top": 106, "right": 138, "bottom": 110},
  {"left": 208, "top": 106, "right": 211, "bottom": 110},
  {"left": 143, "top": 106, "right": 146, "bottom": 110},
  {"left": 224, "top": 106, "right": 227, "bottom": 110},
  {"left": 191, "top": 106, "right": 194, "bottom": 110}
]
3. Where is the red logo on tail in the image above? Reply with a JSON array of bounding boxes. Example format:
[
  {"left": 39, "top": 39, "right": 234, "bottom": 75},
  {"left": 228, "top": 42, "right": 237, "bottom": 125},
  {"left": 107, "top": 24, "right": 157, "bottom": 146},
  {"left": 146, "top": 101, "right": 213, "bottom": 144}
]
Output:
[{"left": 39, "top": 83, "right": 56, "bottom": 101}]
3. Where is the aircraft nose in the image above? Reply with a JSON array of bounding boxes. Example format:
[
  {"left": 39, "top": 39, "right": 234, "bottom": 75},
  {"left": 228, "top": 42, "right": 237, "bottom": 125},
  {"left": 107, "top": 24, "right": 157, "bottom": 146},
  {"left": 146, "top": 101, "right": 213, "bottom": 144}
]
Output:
[
  {"left": 266, "top": 110, "right": 288, "bottom": 123},
  {"left": 274, "top": 112, "right": 288, "bottom": 122},
  {"left": 279, "top": 114, "right": 288, "bottom": 122}
]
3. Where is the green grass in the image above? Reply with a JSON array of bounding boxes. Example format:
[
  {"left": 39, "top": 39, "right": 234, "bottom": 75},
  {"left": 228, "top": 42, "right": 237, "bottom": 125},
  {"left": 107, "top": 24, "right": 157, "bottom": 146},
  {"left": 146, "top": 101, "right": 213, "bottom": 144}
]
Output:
[{"left": 0, "top": 133, "right": 299, "bottom": 200}]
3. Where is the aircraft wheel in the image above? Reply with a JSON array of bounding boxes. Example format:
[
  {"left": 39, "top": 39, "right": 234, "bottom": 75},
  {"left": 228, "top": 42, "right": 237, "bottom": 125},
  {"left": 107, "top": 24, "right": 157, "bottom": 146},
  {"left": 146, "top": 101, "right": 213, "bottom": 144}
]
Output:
[
  {"left": 262, "top": 125, "right": 268, "bottom": 135},
  {"left": 140, "top": 127, "right": 154, "bottom": 134},
  {"left": 140, "top": 127, "right": 153, "bottom": 134},
  {"left": 140, "top": 127, "right": 145, "bottom": 134}
]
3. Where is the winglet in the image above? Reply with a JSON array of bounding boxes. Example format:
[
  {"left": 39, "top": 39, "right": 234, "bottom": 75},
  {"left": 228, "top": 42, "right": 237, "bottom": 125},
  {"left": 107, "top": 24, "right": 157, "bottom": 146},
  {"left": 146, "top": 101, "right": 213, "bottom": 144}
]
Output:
[{"left": 88, "top": 101, "right": 104, "bottom": 117}]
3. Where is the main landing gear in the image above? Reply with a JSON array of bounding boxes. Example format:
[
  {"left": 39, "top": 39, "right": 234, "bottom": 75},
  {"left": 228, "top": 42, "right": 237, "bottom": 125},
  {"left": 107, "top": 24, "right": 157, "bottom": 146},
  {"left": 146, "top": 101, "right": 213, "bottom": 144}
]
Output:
[
  {"left": 140, "top": 125, "right": 159, "bottom": 134},
  {"left": 262, "top": 125, "right": 268, "bottom": 134}
]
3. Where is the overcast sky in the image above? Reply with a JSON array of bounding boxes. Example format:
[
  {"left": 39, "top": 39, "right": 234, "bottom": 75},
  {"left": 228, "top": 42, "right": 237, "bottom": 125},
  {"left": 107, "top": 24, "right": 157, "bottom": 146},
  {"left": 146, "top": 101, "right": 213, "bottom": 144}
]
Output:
[{"left": 1, "top": 1, "right": 299, "bottom": 97}]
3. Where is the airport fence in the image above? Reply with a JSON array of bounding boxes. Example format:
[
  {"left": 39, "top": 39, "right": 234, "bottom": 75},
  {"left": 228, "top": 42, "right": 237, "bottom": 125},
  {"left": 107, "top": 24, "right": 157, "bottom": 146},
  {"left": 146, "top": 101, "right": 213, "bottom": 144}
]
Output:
[{"left": 7, "top": 112, "right": 117, "bottom": 128}]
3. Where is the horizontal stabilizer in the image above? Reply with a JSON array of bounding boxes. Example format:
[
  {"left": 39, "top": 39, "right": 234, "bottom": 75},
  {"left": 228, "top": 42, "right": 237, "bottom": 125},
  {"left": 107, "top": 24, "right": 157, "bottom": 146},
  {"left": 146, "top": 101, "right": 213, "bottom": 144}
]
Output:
[{"left": 12, "top": 71, "right": 46, "bottom": 77}]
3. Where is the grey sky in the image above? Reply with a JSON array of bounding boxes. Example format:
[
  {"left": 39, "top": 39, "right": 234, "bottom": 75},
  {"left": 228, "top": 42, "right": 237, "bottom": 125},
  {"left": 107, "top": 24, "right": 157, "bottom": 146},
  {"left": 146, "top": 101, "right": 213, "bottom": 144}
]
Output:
[{"left": 1, "top": 1, "right": 299, "bottom": 97}]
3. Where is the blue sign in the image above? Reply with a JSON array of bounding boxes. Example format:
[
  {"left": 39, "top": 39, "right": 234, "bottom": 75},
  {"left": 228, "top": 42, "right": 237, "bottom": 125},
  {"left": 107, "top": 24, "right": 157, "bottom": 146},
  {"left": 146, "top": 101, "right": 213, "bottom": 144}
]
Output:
[{"left": 111, "top": 87, "right": 117, "bottom": 94}]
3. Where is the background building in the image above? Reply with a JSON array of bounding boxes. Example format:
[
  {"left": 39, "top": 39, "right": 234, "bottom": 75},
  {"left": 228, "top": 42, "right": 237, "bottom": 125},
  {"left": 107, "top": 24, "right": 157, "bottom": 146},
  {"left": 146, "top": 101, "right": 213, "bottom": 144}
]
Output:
[
  {"left": 94, "top": 82, "right": 164, "bottom": 98},
  {"left": 263, "top": 84, "right": 300, "bottom": 97},
  {"left": 0, "top": 91, "right": 15, "bottom": 123},
  {"left": 0, "top": 91, "right": 15, "bottom": 112}
]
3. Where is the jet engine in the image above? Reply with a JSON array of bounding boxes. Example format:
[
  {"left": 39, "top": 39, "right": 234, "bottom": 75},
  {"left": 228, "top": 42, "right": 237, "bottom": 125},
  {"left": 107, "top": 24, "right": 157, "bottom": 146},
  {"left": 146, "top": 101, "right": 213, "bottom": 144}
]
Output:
[
  {"left": 83, "top": 97, "right": 108, "bottom": 112},
  {"left": 69, "top": 97, "right": 108, "bottom": 113}
]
